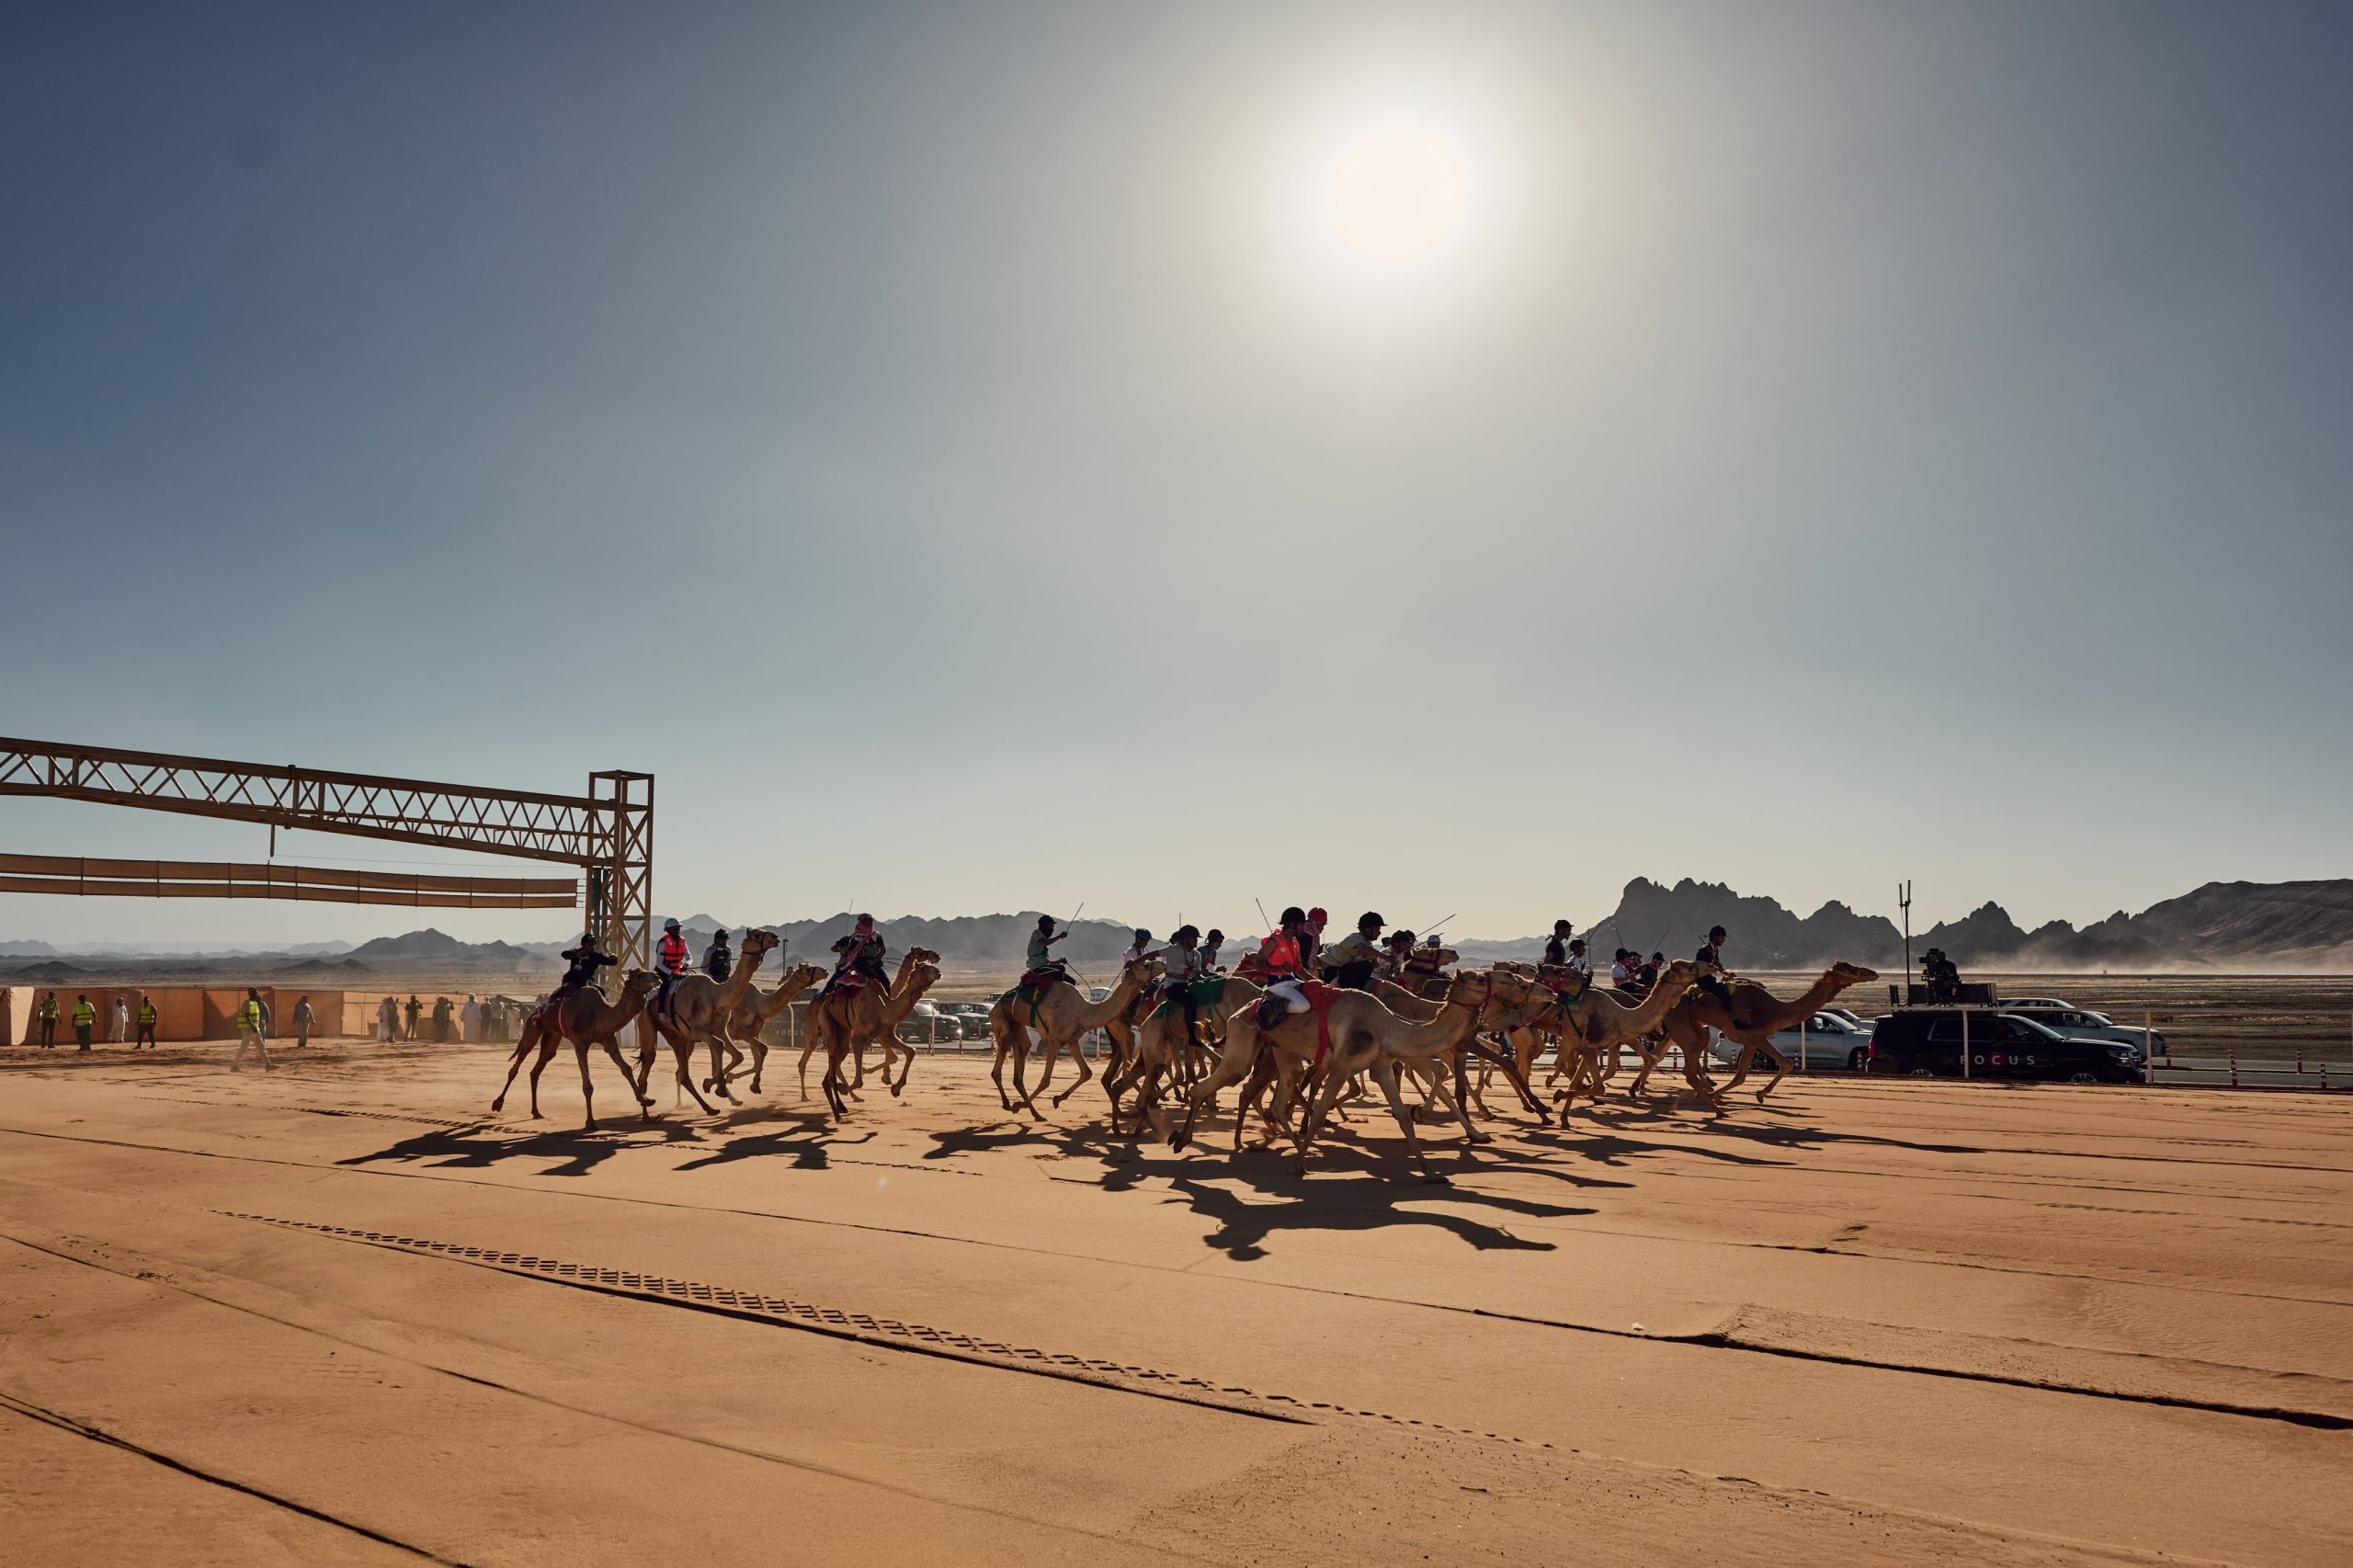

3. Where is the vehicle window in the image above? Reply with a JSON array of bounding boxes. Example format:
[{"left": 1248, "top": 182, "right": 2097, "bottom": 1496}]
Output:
[{"left": 2007, "top": 1016, "right": 2063, "bottom": 1042}]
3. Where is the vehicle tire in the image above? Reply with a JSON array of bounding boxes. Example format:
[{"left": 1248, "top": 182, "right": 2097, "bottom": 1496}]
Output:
[
  {"left": 2067, "top": 1071, "right": 2099, "bottom": 1085},
  {"left": 1909, "top": 1067, "right": 1936, "bottom": 1078},
  {"left": 1847, "top": 1047, "right": 1868, "bottom": 1072}
]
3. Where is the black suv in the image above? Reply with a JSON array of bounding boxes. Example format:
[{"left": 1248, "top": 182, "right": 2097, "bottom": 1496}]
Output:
[{"left": 1866, "top": 1010, "right": 2140, "bottom": 1084}]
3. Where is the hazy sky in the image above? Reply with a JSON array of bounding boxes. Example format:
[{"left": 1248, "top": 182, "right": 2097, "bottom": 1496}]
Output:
[{"left": 5, "top": 1, "right": 2349, "bottom": 948}]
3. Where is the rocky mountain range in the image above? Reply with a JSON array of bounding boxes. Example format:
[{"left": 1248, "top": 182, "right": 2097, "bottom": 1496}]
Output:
[
  {"left": 1455, "top": 877, "right": 2353, "bottom": 972},
  {"left": 6, "top": 881, "right": 2351, "bottom": 981}
]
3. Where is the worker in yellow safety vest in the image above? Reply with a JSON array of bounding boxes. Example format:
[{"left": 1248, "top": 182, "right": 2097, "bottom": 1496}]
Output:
[
  {"left": 135, "top": 995, "right": 159, "bottom": 1050},
  {"left": 229, "top": 988, "right": 274, "bottom": 1074},
  {"left": 72, "top": 994, "right": 97, "bottom": 1051}
]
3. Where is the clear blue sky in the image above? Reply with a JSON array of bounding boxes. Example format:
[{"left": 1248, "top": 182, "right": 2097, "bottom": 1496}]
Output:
[{"left": 5, "top": 1, "right": 2349, "bottom": 947}]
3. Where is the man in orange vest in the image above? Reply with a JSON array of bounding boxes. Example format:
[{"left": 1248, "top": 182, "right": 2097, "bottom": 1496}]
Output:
[
  {"left": 654, "top": 917, "right": 691, "bottom": 1019},
  {"left": 1256, "top": 906, "right": 1314, "bottom": 1026}
]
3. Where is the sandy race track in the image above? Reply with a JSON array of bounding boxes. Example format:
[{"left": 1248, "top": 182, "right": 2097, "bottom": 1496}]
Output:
[{"left": 1, "top": 1039, "right": 2347, "bottom": 1566}]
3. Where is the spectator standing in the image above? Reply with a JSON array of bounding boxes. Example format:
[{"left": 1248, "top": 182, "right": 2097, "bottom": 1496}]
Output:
[
  {"left": 134, "top": 994, "right": 158, "bottom": 1049},
  {"left": 40, "top": 991, "right": 59, "bottom": 1048},
  {"left": 404, "top": 995, "right": 423, "bottom": 1040},
  {"left": 108, "top": 994, "right": 130, "bottom": 1042},
  {"left": 432, "top": 995, "right": 453, "bottom": 1042},
  {"left": 72, "top": 993, "right": 97, "bottom": 1051},
  {"left": 460, "top": 994, "right": 481, "bottom": 1042},
  {"left": 292, "top": 994, "right": 315, "bottom": 1048},
  {"left": 229, "top": 988, "right": 273, "bottom": 1074},
  {"left": 258, "top": 992, "right": 274, "bottom": 1039},
  {"left": 376, "top": 995, "right": 398, "bottom": 1042}
]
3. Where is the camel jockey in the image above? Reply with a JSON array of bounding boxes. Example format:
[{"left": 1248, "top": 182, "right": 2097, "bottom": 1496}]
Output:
[
  {"left": 1379, "top": 930, "right": 1414, "bottom": 983},
  {"left": 1323, "top": 911, "right": 1385, "bottom": 990},
  {"left": 1301, "top": 908, "right": 1329, "bottom": 972},
  {"left": 1025, "top": 914, "right": 1070, "bottom": 984},
  {"left": 1541, "top": 920, "right": 1574, "bottom": 968},
  {"left": 1257, "top": 906, "right": 1314, "bottom": 1018},
  {"left": 826, "top": 915, "right": 888, "bottom": 997},
  {"left": 702, "top": 926, "right": 733, "bottom": 983},
  {"left": 1565, "top": 938, "right": 1591, "bottom": 978},
  {"left": 1122, "top": 928, "right": 1154, "bottom": 967},
  {"left": 1160, "top": 925, "right": 1206, "bottom": 1043},
  {"left": 654, "top": 917, "right": 691, "bottom": 1016},
  {"left": 1403, "top": 932, "right": 1448, "bottom": 994},
  {"left": 1199, "top": 928, "right": 1225, "bottom": 974},
  {"left": 1695, "top": 926, "right": 1730, "bottom": 998},
  {"left": 556, "top": 933, "right": 615, "bottom": 996}
]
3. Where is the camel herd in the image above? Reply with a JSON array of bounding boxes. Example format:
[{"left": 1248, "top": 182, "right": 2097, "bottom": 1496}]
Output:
[{"left": 487, "top": 934, "right": 1878, "bottom": 1178}]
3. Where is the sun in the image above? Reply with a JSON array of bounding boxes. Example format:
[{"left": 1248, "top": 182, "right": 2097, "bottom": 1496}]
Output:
[{"left": 1306, "top": 111, "right": 1481, "bottom": 284}]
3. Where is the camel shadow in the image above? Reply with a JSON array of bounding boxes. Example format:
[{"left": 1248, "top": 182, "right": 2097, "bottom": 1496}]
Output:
[
  {"left": 925, "top": 1115, "right": 1590, "bottom": 1257},
  {"left": 1159, "top": 1166, "right": 1577, "bottom": 1261},
  {"left": 335, "top": 1117, "right": 706, "bottom": 1178},
  {"left": 672, "top": 1127, "right": 877, "bottom": 1174}
]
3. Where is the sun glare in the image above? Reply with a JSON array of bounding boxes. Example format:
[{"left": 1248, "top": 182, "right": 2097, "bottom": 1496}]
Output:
[{"left": 1306, "top": 111, "right": 1482, "bottom": 285}]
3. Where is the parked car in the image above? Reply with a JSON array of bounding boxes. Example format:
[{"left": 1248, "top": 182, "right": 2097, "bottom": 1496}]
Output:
[
  {"left": 1866, "top": 1010, "right": 2141, "bottom": 1083},
  {"left": 1708, "top": 1011, "right": 1875, "bottom": 1070},
  {"left": 893, "top": 1002, "right": 959, "bottom": 1045},
  {"left": 1997, "top": 1002, "right": 2165, "bottom": 1054},
  {"left": 1996, "top": 995, "right": 2075, "bottom": 1011}
]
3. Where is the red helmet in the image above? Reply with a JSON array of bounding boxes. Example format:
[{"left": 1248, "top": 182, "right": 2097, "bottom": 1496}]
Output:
[{"left": 1307, "top": 907, "right": 1328, "bottom": 925}]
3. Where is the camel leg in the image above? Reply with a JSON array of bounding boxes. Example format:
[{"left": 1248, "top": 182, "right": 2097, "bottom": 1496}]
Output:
[
  {"left": 1626, "top": 1036, "right": 1667, "bottom": 1096},
  {"left": 664, "top": 1032, "right": 721, "bottom": 1115},
  {"left": 1366, "top": 1058, "right": 1447, "bottom": 1180},
  {"left": 1049, "top": 1029, "right": 1097, "bottom": 1109},
  {"left": 598, "top": 1037, "right": 655, "bottom": 1117},
  {"left": 1747, "top": 1039, "right": 1793, "bottom": 1101},
  {"left": 1009, "top": 1032, "right": 1045, "bottom": 1121},
  {"left": 747, "top": 1036, "right": 768, "bottom": 1095},
  {"left": 574, "top": 1042, "right": 600, "bottom": 1132},
  {"left": 525, "top": 1036, "right": 563, "bottom": 1119},
  {"left": 699, "top": 1027, "right": 732, "bottom": 1096},
  {"left": 822, "top": 1042, "right": 854, "bottom": 1119},
  {"left": 1169, "top": 1018, "right": 1262, "bottom": 1153},
  {"left": 1233, "top": 1046, "right": 1280, "bottom": 1152},
  {"left": 1462, "top": 1038, "right": 1545, "bottom": 1124},
  {"left": 491, "top": 1022, "right": 543, "bottom": 1113},
  {"left": 989, "top": 1026, "right": 1017, "bottom": 1113}
]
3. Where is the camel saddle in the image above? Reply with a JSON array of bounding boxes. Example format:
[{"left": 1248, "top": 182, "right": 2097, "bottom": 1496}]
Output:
[
  {"left": 1255, "top": 979, "right": 1342, "bottom": 1066},
  {"left": 529, "top": 988, "right": 583, "bottom": 1045},
  {"left": 1150, "top": 977, "right": 1226, "bottom": 1020}
]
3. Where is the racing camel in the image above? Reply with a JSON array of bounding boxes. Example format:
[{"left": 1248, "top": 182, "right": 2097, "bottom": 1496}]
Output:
[
  {"left": 801, "top": 948, "right": 943, "bottom": 1119},
  {"left": 636, "top": 928, "right": 779, "bottom": 1108},
  {"left": 491, "top": 969, "right": 660, "bottom": 1131},
  {"left": 1656, "top": 962, "right": 1881, "bottom": 1107},
  {"left": 1170, "top": 971, "right": 1513, "bottom": 1180},
  {"left": 720, "top": 960, "right": 826, "bottom": 1095},
  {"left": 988, "top": 956, "right": 1160, "bottom": 1119}
]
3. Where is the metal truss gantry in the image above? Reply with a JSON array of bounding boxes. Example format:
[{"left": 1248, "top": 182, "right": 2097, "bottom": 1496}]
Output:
[{"left": 0, "top": 738, "right": 654, "bottom": 970}]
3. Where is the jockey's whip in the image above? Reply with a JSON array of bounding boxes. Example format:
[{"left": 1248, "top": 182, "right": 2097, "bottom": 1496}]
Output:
[{"left": 1254, "top": 897, "right": 1272, "bottom": 936}]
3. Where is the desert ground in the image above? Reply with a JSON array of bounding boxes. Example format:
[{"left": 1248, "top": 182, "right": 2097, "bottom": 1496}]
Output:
[{"left": 1, "top": 1032, "right": 2347, "bottom": 1567}]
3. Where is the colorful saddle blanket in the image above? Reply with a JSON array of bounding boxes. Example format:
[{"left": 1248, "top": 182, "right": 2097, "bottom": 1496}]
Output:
[
  {"left": 1298, "top": 980, "right": 1342, "bottom": 1067},
  {"left": 529, "top": 987, "right": 580, "bottom": 1044},
  {"left": 1149, "top": 977, "right": 1228, "bottom": 1021},
  {"left": 1003, "top": 971, "right": 1067, "bottom": 1024}
]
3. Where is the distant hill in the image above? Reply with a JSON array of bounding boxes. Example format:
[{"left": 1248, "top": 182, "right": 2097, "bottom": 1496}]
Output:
[
  {"left": 679, "top": 912, "right": 1143, "bottom": 971},
  {"left": 9, "top": 880, "right": 2351, "bottom": 981},
  {"left": 345, "top": 928, "right": 544, "bottom": 967},
  {"left": 1470, "top": 877, "right": 2353, "bottom": 972}
]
